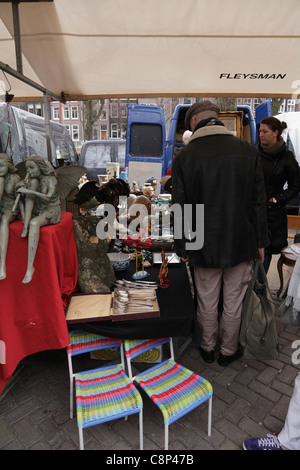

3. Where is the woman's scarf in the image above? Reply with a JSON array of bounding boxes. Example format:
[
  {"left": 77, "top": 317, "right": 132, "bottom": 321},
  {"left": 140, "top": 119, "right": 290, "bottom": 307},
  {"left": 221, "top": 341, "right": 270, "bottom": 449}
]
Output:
[{"left": 260, "top": 136, "right": 285, "bottom": 156}]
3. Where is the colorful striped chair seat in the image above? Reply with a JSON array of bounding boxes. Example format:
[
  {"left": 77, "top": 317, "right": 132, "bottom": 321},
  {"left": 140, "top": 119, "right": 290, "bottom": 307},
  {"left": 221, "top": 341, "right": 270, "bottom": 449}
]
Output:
[
  {"left": 75, "top": 364, "right": 143, "bottom": 428},
  {"left": 67, "top": 330, "right": 143, "bottom": 450},
  {"left": 124, "top": 337, "right": 213, "bottom": 450},
  {"left": 67, "top": 330, "right": 124, "bottom": 356},
  {"left": 134, "top": 359, "right": 212, "bottom": 425}
]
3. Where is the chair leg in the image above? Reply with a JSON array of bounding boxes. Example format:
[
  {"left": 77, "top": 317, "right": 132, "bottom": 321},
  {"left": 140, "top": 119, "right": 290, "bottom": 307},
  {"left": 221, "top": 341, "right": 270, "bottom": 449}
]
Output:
[
  {"left": 139, "top": 409, "right": 143, "bottom": 450},
  {"left": 70, "top": 378, "right": 74, "bottom": 419},
  {"left": 78, "top": 427, "right": 84, "bottom": 450},
  {"left": 208, "top": 396, "right": 212, "bottom": 437},
  {"left": 164, "top": 423, "right": 169, "bottom": 450}
]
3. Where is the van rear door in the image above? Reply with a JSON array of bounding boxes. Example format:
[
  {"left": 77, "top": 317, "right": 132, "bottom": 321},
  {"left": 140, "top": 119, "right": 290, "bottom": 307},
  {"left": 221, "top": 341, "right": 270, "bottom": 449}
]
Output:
[
  {"left": 126, "top": 104, "right": 166, "bottom": 188},
  {"left": 254, "top": 99, "right": 272, "bottom": 144}
]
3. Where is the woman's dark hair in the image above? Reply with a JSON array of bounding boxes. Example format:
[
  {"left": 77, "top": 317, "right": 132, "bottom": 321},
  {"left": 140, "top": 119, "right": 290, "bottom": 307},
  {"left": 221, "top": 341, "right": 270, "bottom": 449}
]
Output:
[{"left": 260, "top": 117, "right": 287, "bottom": 140}]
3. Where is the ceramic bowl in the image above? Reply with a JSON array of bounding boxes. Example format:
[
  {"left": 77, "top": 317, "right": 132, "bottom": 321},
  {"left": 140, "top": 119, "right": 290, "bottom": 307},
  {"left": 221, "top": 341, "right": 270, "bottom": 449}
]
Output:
[{"left": 107, "top": 252, "right": 131, "bottom": 271}]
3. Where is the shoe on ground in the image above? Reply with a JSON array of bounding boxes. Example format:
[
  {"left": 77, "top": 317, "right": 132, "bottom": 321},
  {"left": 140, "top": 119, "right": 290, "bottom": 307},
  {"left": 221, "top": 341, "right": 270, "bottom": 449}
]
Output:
[
  {"left": 243, "top": 434, "right": 283, "bottom": 450},
  {"left": 199, "top": 347, "right": 215, "bottom": 363},
  {"left": 217, "top": 344, "right": 243, "bottom": 366}
]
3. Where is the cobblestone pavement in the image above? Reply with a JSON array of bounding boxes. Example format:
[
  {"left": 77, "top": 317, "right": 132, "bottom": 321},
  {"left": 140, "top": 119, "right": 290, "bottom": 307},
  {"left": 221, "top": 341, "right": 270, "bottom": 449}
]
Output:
[{"left": 0, "top": 260, "right": 299, "bottom": 451}]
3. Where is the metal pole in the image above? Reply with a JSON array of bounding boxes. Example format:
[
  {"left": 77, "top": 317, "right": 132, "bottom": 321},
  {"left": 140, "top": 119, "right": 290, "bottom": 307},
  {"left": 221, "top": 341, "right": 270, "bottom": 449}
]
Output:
[
  {"left": 0, "top": 61, "right": 65, "bottom": 103},
  {"left": 43, "top": 93, "right": 52, "bottom": 163},
  {"left": 12, "top": 1, "right": 23, "bottom": 75}
]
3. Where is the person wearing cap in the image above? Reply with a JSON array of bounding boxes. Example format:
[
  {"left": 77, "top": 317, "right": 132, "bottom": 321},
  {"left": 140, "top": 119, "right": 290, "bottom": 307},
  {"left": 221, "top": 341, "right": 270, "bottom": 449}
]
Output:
[{"left": 172, "top": 100, "right": 268, "bottom": 366}]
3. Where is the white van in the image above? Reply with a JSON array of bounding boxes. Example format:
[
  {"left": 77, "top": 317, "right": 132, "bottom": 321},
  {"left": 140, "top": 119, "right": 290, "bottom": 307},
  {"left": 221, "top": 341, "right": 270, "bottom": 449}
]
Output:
[
  {"left": 275, "top": 112, "right": 300, "bottom": 213},
  {"left": 0, "top": 103, "right": 78, "bottom": 167},
  {"left": 79, "top": 139, "right": 126, "bottom": 181}
]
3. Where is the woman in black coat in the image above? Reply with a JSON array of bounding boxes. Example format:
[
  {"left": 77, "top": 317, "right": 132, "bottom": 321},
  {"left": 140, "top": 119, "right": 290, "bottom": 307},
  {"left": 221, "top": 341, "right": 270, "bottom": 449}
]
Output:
[{"left": 258, "top": 116, "right": 300, "bottom": 274}]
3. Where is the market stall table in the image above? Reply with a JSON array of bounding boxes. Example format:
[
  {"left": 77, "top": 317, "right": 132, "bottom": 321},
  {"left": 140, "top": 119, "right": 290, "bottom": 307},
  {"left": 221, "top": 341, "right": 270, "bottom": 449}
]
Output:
[
  {"left": 76, "top": 258, "right": 200, "bottom": 349},
  {"left": 0, "top": 211, "right": 78, "bottom": 396}
]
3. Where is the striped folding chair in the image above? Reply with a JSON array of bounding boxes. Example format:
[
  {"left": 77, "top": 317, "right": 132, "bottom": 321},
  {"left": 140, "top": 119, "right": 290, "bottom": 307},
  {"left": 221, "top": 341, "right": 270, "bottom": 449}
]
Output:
[
  {"left": 124, "top": 337, "right": 212, "bottom": 450},
  {"left": 67, "top": 330, "right": 143, "bottom": 450}
]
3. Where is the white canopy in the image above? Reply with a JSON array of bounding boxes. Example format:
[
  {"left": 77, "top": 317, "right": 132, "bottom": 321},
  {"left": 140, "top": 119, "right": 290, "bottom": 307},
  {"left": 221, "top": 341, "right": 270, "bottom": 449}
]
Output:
[{"left": 1, "top": 0, "right": 300, "bottom": 102}]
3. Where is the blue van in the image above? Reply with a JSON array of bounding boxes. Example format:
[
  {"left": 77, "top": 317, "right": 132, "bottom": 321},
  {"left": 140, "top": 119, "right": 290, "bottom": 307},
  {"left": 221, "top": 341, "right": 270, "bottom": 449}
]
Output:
[
  {"left": 79, "top": 139, "right": 126, "bottom": 181},
  {"left": 126, "top": 100, "right": 272, "bottom": 182},
  {"left": 125, "top": 104, "right": 166, "bottom": 188}
]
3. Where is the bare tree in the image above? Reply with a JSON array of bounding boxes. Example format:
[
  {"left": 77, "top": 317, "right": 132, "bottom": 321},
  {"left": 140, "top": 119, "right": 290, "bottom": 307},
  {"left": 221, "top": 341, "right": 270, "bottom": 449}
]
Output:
[
  {"left": 214, "top": 97, "right": 237, "bottom": 111},
  {"left": 81, "top": 100, "right": 105, "bottom": 141}
]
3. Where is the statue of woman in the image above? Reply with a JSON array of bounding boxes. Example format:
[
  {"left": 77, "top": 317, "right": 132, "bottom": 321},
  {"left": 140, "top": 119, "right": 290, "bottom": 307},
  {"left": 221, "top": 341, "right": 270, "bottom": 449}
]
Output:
[
  {"left": 0, "top": 153, "right": 21, "bottom": 280},
  {"left": 17, "top": 156, "right": 61, "bottom": 283}
]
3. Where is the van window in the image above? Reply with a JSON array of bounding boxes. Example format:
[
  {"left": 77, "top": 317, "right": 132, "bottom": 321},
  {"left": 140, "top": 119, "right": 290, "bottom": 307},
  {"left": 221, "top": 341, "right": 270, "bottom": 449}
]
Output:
[
  {"left": 83, "top": 143, "right": 113, "bottom": 168},
  {"left": 81, "top": 141, "right": 126, "bottom": 168},
  {"left": 53, "top": 134, "right": 77, "bottom": 164},
  {"left": 130, "top": 123, "right": 163, "bottom": 157}
]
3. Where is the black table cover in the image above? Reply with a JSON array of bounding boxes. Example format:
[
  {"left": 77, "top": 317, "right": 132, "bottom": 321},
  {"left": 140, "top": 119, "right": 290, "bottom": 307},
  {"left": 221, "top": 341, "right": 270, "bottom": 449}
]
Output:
[{"left": 77, "top": 259, "right": 200, "bottom": 345}]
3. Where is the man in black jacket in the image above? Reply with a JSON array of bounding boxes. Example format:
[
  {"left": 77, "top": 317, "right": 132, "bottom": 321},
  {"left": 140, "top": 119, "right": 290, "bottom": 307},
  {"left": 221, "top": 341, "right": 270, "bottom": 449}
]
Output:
[{"left": 172, "top": 101, "right": 269, "bottom": 366}]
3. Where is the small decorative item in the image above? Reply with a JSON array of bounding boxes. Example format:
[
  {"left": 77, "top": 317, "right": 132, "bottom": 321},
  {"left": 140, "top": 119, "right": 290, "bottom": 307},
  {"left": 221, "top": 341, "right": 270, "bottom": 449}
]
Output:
[
  {"left": 142, "top": 182, "right": 154, "bottom": 198},
  {"left": 158, "top": 249, "right": 170, "bottom": 288},
  {"left": 145, "top": 177, "right": 157, "bottom": 197},
  {"left": 131, "top": 181, "right": 139, "bottom": 193},
  {"left": 106, "top": 162, "right": 120, "bottom": 180},
  {"left": 107, "top": 252, "right": 131, "bottom": 271},
  {"left": 132, "top": 251, "right": 148, "bottom": 279}
]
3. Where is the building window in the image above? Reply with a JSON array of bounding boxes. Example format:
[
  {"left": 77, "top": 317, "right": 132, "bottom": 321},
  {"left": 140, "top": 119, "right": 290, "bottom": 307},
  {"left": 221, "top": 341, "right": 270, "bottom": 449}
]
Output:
[
  {"left": 63, "top": 106, "right": 70, "bottom": 120},
  {"left": 111, "top": 123, "right": 119, "bottom": 139},
  {"left": 100, "top": 108, "right": 107, "bottom": 120},
  {"left": 71, "top": 106, "right": 78, "bottom": 119},
  {"left": 72, "top": 125, "right": 79, "bottom": 140},
  {"left": 53, "top": 107, "right": 60, "bottom": 120},
  {"left": 121, "top": 105, "right": 127, "bottom": 117},
  {"left": 35, "top": 104, "right": 42, "bottom": 116},
  {"left": 93, "top": 126, "right": 98, "bottom": 140},
  {"left": 27, "top": 103, "right": 43, "bottom": 116},
  {"left": 110, "top": 103, "right": 118, "bottom": 118},
  {"left": 64, "top": 125, "right": 70, "bottom": 134}
]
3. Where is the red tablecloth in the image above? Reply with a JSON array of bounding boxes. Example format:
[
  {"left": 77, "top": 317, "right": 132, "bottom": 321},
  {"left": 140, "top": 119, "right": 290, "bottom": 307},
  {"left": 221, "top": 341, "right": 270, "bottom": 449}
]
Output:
[{"left": 0, "top": 211, "right": 78, "bottom": 395}]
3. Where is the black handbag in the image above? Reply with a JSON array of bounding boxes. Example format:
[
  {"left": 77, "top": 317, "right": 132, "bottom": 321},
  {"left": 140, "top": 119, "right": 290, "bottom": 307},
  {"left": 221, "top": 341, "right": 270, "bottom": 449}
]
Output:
[{"left": 240, "top": 259, "right": 279, "bottom": 360}]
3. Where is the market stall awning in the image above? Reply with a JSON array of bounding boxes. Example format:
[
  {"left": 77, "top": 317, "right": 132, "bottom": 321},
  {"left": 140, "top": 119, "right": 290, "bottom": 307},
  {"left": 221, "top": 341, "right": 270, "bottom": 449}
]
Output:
[{"left": 1, "top": 0, "right": 300, "bottom": 101}]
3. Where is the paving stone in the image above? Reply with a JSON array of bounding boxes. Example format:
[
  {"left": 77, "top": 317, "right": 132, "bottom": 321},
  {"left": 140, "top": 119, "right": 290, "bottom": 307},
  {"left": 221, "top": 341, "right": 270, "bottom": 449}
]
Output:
[
  {"left": 5, "top": 398, "right": 41, "bottom": 424},
  {"left": 224, "top": 397, "right": 251, "bottom": 424},
  {"left": 271, "top": 379, "right": 295, "bottom": 398},
  {"left": 248, "top": 396, "right": 275, "bottom": 422},
  {"left": 12, "top": 417, "right": 42, "bottom": 448},
  {"left": 227, "top": 381, "right": 259, "bottom": 403},
  {"left": 248, "top": 379, "right": 281, "bottom": 402},
  {"left": 0, "top": 417, "right": 15, "bottom": 448},
  {"left": 38, "top": 417, "right": 65, "bottom": 448},
  {"left": 270, "top": 395, "right": 291, "bottom": 422},
  {"left": 239, "top": 415, "right": 270, "bottom": 438},
  {"left": 256, "top": 366, "right": 280, "bottom": 385},
  {"left": 277, "top": 365, "right": 299, "bottom": 385},
  {"left": 214, "top": 417, "right": 249, "bottom": 446},
  {"left": 234, "top": 365, "right": 258, "bottom": 385}
]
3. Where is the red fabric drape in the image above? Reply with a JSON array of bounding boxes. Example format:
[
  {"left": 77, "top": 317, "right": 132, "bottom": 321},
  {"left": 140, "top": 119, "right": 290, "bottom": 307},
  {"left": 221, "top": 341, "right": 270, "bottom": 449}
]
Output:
[{"left": 0, "top": 212, "right": 78, "bottom": 395}]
